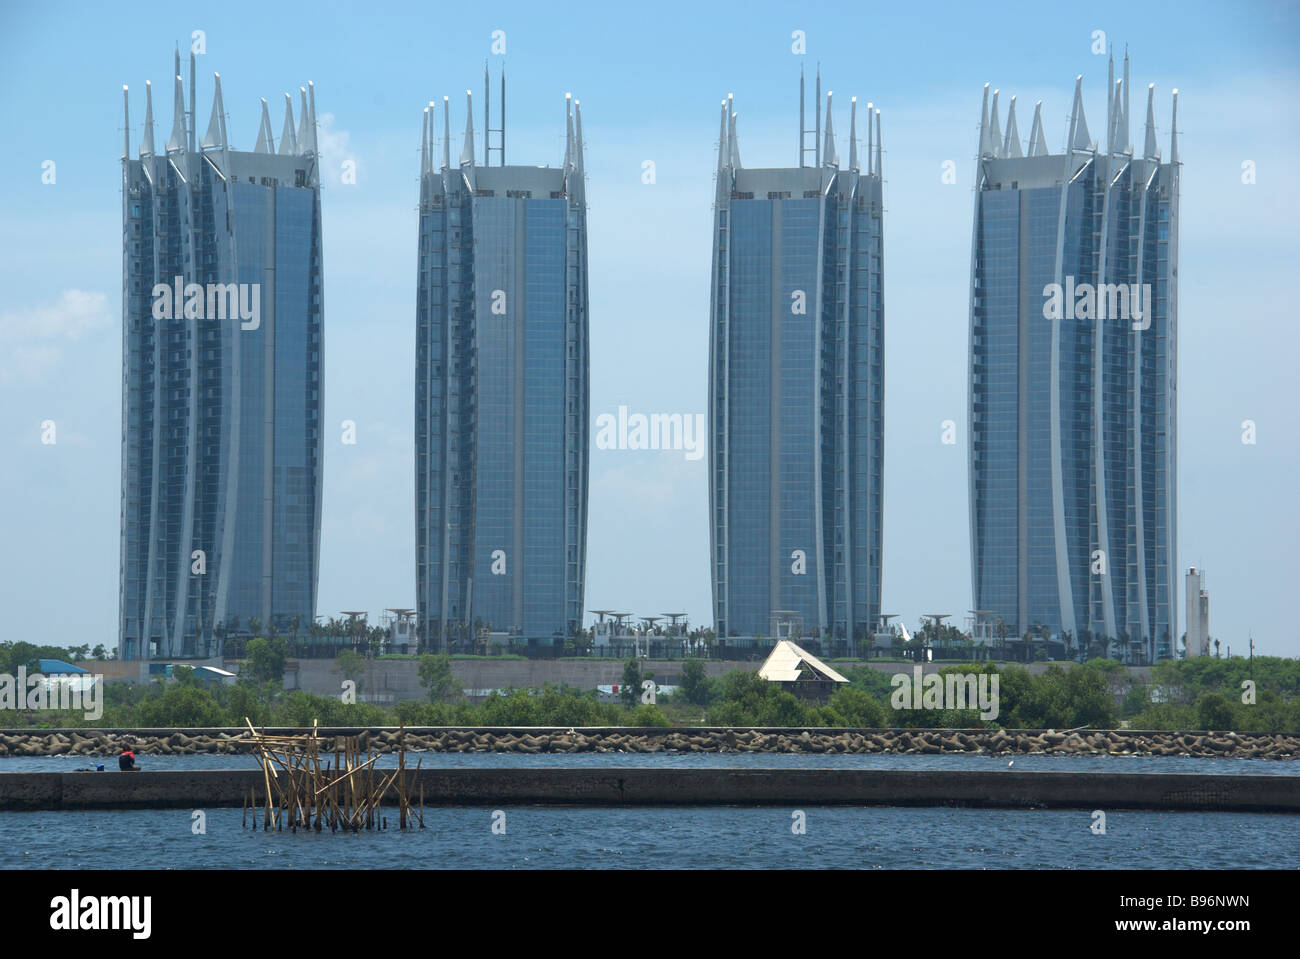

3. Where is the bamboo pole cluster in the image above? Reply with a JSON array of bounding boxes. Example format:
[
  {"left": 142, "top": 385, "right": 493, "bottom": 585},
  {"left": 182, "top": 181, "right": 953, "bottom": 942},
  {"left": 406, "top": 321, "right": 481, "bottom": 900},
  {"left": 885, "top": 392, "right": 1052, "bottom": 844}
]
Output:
[{"left": 240, "top": 719, "right": 425, "bottom": 833}]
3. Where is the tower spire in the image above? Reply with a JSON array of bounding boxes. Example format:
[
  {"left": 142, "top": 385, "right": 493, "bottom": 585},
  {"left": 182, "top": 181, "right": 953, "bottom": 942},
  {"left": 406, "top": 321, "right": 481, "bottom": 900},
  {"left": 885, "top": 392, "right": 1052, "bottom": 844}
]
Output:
[
  {"left": 728, "top": 95, "right": 741, "bottom": 169},
  {"left": 1028, "top": 99, "right": 1048, "bottom": 156},
  {"left": 442, "top": 96, "right": 451, "bottom": 170},
  {"left": 814, "top": 67, "right": 821, "bottom": 167},
  {"left": 1003, "top": 95, "right": 1022, "bottom": 157},
  {"left": 848, "top": 96, "right": 858, "bottom": 172},
  {"left": 188, "top": 50, "right": 196, "bottom": 153},
  {"left": 122, "top": 85, "right": 130, "bottom": 160},
  {"left": 421, "top": 106, "right": 430, "bottom": 176},
  {"left": 822, "top": 91, "right": 836, "bottom": 167},
  {"left": 717, "top": 99, "right": 730, "bottom": 172},
  {"left": 460, "top": 90, "right": 474, "bottom": 167},
  {"left": 255, "top": 97, "right": 273, "bottom": 153},
  {"left": 141, "top": 81, "right": 156, "bottom": 156},
  {"left": 1122, "top": 49, "right": 1131, "bottom": 153},
  {"left": 978, "top": 83, "right": 991, "bottom": 156},
  {"left": 278, "top": 93, "right": 297, "bottom": 155},
  {"left": 298, "top": 87, "right": 310, "bottom": 153},
  {"left": 866, "top": 101, "right": 874, "bottom": 174},
  {"left": 1170, "top": 88, "right": 1179, "bottom": 165},
  {"left": 307, "top": 82, "right": 318, "bottom": 157},
  {"left": 202, "top": 74, "right": 224, "bottom": 150},
  {"left": 573, "top": 98, "right": 584, "bottom": 182},
  {"left": 1070, "top": 75, "right": 1092, "bottom": 151},
  {"left": 166, "top": 72, "right": 186, "bottom": 153},
  {"left": 873, "top": 108, "right": 881, "bottom": 176},
  {"left": 989, "top": 90, "right": 1002, "bottom": 158},
  {"left": 1110, "top": 80, "right": 1123, "bottom": 154},
  {"left": 563, "top": 93, "right": 574, "bottom": 171},
  {"left": 1143, "top": 83, "right": 1159, "bottom": 159},
  {"left": 1107, "top": 50, "right": 1115, "bottom": 152}
]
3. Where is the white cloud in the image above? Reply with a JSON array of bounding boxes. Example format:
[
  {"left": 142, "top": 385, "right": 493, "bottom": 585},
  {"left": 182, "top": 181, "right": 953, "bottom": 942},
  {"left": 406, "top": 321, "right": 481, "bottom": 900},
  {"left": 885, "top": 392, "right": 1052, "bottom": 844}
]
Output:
[
  {"left": 315, "top": 112, "right": 358, "bottom": 187},
  {"left": 0, "top": 290, "right": 113, "bottom": 385}
]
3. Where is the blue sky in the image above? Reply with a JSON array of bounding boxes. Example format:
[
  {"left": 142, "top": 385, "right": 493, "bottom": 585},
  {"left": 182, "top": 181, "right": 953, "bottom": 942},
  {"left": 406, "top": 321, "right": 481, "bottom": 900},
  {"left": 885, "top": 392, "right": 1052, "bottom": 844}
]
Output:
[{"left": 1, "top": 0, "right": 1297, "bottom": 656}]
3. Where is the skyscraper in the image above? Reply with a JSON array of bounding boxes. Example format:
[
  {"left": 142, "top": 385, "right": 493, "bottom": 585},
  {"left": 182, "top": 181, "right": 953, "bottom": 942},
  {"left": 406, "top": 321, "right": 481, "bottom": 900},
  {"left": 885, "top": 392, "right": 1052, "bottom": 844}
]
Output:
[
  {"left": 709, "top": 74, "right": 885, "bottom": 649},
  {"left": 119, "top": 53, "right": 324, "bottom": 660},
  {"left": 415, "top": 74, "right": 589, "bottom": 651},
  {"left": 967, "top": 53, "right": 1179, "bottom": 664}
]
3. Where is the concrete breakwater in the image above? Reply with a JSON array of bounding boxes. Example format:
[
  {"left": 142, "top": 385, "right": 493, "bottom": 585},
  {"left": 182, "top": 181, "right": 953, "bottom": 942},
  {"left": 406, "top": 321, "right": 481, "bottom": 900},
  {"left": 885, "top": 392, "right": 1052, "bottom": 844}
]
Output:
[
  {"left": 0, "top": 727, "right": 1297, "bottom": 760},
  {"left": 2, "top": 768, "right": 1298, "bottom": 812}
]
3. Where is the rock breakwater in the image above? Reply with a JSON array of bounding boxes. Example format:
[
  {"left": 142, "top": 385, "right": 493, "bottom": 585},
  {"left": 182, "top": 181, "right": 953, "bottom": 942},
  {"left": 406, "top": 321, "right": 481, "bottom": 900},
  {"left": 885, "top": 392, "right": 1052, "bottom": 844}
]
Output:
[{"left": 0, "top": 727, "right": 1296, "bottom": 760}]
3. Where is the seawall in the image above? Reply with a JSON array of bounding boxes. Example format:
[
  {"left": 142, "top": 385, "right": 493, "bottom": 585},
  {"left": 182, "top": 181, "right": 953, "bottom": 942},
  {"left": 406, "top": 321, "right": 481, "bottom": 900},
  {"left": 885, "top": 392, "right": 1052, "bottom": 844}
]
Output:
[{"left": 1, "top": 767, "right": 1296, "bottom": 812}]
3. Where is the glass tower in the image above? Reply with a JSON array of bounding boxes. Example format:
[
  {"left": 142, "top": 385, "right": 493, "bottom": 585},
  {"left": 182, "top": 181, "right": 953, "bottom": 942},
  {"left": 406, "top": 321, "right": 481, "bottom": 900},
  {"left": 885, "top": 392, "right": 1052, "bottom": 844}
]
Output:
[
  {"left": 119, "top": 54, "right": 324, "bottom": 660},
  {"left": 415, "top": 78, "right": 589, "bottom": 651},
  {"left": 968, "top": 54, "right": 1179, "bottom": 664},
  {"left": 709, "top": 77, "right": 885, "bottom": 648}
]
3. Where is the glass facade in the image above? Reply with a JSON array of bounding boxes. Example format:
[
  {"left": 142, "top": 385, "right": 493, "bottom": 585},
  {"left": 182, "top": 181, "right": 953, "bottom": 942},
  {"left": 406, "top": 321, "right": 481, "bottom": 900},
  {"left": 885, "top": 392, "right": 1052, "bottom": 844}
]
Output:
[
  {"left": 709, "top": 95, "right": 885, "bottom": 646},
  {"left": 119, "top": 68, "right": 323, "bottom": 659},
  {"left": 968, "top": 72, "right": 1178, "bottom": 663},
  {"left": 415, "top": 95, "right": 588, "bottom": 650}
]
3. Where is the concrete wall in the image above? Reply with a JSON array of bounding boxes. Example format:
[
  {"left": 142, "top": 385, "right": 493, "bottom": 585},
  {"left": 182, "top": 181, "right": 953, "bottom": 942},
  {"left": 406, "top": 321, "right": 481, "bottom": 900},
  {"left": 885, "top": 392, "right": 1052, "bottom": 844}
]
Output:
[{"left": 1, "top": 767, "right": 1294, "bottom": 812}]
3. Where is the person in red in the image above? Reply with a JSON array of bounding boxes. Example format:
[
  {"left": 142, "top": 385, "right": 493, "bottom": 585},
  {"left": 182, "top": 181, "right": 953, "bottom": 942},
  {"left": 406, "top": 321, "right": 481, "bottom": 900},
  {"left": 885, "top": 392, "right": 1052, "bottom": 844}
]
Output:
[{"left": 118, "top": 749, "right": 138, "bottom": 771}]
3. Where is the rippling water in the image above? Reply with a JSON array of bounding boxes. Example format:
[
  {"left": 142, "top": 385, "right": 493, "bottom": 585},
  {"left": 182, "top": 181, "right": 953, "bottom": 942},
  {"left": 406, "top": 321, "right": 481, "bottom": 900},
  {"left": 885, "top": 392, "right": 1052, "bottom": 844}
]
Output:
[
  {"left": 2, "top": 805, "right": 1295, "bottom": 870},
  {"left": 6, "top": 753, "right": 1294, "bottom": 869}
]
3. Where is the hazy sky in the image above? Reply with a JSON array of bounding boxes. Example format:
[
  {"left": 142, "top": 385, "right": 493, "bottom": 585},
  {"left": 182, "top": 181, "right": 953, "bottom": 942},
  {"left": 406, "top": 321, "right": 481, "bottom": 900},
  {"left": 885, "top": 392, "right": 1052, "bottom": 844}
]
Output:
[{"left": 1, "top": 1, "right": 1297, "bottom": 656}]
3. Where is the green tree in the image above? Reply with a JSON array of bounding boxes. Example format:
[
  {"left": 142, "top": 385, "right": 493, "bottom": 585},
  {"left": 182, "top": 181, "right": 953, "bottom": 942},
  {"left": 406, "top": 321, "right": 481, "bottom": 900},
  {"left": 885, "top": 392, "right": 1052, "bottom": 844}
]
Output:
[
  {"left": 418, "top": 653, "right": 460, "bottom": 704},
  {"left": 620, "top": 659, "right": 643, "bottom": 707},
  {"left": 680, "top": 659, "right": 714, "bottom": 706},
  {"left": 244, "top": 637, "right": 287, "bottom": 684},
  {"left": 827, "top": 686, "right": 887, "bottom": 727},
  {"left": 1194, "top": 691, "right": 1236, "bottom": 731}
]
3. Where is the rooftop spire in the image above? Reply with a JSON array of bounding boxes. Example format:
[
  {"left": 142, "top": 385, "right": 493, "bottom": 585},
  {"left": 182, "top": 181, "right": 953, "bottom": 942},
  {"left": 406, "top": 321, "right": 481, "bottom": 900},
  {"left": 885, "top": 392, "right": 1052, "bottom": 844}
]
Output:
[
  {"left": 1027, "top": 99, "right": 1049, "bottom": 156},
  {"left": 573, "top": 98, "right": 585, "bottom": 182},
  {"left": 1170, "top": 88, "right": 1179, "bottom": 165},
  {"left": 254, "top": 97, "right": 273, "bottom": 153},
  {"left": 421, "top": 106, "right": 430, "bottom": 176},
  {"left": 460, "top": 90, "right": 474, "bottom": 167},
  {"left": 866, "top": 101, "right": 874, "bottom": 174},
  {"left": 848, "top": 96, "right": 858, "bottom": 172},
  {"left": 717, "top": 99, "right": 730, "bottom": 172},
  {"left": 1122, "top": 50, "right": 1131, "bottom": 153},
  {"left": 141, "top": 81, "right": 156, "bottom": 156},
  {"left": 278, "top": 92, "right": 297, "bottom": 155},
  {"left": 442, "top": 95, "right": 450, "bottom": 170},
  {"left": 822, "top": 91, "right": 836, "bottom": 166},
  {"left": 727, "top": 93, "right": 741, "bottom": 169},
  {"left": 307, "top": 82, "right": 318, "bottom": 157},
  {"left": 122, "top": 85, "right": 129, "bottom": 160},
  {"left": 873, "top": 108, "right": 881, "bottom": 175},
  {"left": 1109, "top": 79, "right": 1123, "bottom": 154},
  {"left": 297, "top": 87, "right": 310, "bottom": 153},
  {"left": 1070, "top": 75, "right": 1092, "bottom": 151},
  {"left": 978, "top": 83, "right": 992, "bottom": 156},
  {"left": 1107, "top": 51, "right": 1115, "bottom": 152},
  {"left": 989, "top": 90, "right": 1002, "bottom": 158},
  {"left": 166, "top": 73, "right": 186, "bottom": 153},
  {"left": 1003, "top": 95, "right": 1022, "bottom": 157},
  {"left": 1143, "top": 83, "right": 1159, "bottom": 159},
  {"left": 201, "top": 73, "right": 224, "bottom": 150},
  {"left": 188, "top": 50, "right": 196, "bottom": 154},
  {"left": 563, "top": 93, "right": 574, "bottom": 171}
]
